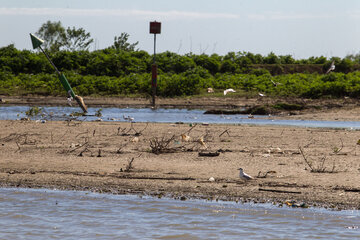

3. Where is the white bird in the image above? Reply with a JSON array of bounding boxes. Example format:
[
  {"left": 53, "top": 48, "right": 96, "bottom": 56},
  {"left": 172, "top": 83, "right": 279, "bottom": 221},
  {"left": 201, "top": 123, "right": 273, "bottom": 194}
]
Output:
[
  {"left": 258, "top": 92, "right": 265, "bottom": 97},
  {"left": 326, "top": 61, "right": 335, "bottom": 74},
  {"left": 207, "top": 87, "right": 214, "bottom": 93},
  {"left": 66, "top": 90, "right": 73, "bottom": 106},
  {"left": 224, "top": 88, "right": 236, "bottom": 95},
  {"left": 123, "top": 115, "right": 134, "bottom": 122},
  {"left": 238, "top": 168, "right": 254, "bottom": 181}
]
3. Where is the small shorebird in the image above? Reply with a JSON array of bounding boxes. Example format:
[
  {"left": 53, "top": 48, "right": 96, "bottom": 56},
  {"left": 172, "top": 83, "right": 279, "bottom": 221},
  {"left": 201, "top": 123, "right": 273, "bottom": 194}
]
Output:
[
  {"left": 238, "top": 168, "right": 254, "bottom": 181},
  {"left": 123, "top": 115, "right": 134, "bottom": 122}
]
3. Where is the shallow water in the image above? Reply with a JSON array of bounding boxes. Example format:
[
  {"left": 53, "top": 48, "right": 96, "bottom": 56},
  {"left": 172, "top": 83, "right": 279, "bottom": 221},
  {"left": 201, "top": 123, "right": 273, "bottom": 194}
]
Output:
[
  {"left": 0, "top": 188, "right": 359, "bottom": 239},
  {"left": 1, "top": 105, "right": 360, "bottom": 129}
]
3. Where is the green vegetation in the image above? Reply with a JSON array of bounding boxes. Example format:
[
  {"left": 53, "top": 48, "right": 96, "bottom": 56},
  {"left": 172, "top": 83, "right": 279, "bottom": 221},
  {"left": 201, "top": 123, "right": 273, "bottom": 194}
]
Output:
[
  {"left": 1, "top": 20, "right": 360, "bottom": 99},
  {"left": 25, "top": 106, "right": 43, "bottom": 117}
]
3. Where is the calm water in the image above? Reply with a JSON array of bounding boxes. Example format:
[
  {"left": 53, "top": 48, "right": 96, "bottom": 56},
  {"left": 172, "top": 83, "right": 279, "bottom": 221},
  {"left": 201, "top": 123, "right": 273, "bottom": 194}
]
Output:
[
  {"left": 1, "top": 105, "right": 360, "bottom": 129},
  {"left": 0, "top": 188, "right": 360, "bottom": 240}
]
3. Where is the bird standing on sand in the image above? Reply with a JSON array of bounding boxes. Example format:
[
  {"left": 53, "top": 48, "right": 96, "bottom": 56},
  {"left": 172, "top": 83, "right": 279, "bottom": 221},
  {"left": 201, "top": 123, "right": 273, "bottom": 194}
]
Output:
[{"left": 238, "top": 168, "right": 253, "bottom": 181}]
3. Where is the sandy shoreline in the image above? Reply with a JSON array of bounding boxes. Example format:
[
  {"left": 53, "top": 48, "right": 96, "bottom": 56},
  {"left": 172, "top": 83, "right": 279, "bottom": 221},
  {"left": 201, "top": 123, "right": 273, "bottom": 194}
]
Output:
[{"left": 1, "top": 112, "right": 360, "bottom": 210}]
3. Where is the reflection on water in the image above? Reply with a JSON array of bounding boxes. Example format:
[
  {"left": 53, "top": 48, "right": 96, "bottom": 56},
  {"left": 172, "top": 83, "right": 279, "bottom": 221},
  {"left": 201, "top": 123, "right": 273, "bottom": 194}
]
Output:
[
  {"left": 0, "top": 188, "right": 360, "bottom": 239},
  {"left": 1, "top": 105, "right": 360, "bottom": 129}
]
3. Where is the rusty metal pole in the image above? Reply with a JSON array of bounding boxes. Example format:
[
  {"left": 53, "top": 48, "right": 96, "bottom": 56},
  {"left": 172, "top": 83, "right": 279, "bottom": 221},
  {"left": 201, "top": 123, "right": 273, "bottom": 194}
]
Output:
[
  {"left": 150, "top": 21, "right": 161, "bottom": 108},
  {"left": 151, "top": 33, "right": 157, "bottom": 107}
]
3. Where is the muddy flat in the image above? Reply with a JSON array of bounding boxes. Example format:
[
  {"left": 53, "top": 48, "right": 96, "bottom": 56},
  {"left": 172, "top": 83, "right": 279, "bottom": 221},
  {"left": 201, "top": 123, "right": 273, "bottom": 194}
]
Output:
[{"left": 1, "top": 100, "right": 360, "bottom": 209}]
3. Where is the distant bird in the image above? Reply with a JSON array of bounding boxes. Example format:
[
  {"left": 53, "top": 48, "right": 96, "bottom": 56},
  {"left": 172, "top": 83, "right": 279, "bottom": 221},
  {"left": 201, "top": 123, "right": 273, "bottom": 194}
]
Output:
[
  {"left": 207, "top": 87, "right": 214, "bottom": 93},
  {"left": 238, "top": 168, "right": 254, "bottom": 181},
  {"left": 224, "top": 88, "right": 236, "bottom": 95},
  {"left": 326, "top": 61, "right": 335, "bottom": 74},
  {"left": 271, "top": 79, "right": 281, "bottom": 87},
  {"left": 258, "top": 92, "right": 265, "bottom": 97},
  {"left": 181, "top": 134, "right": 191, "bottom": 142},
  {"left": 123, "top": 115, "right": 134, "bottom": 122}
]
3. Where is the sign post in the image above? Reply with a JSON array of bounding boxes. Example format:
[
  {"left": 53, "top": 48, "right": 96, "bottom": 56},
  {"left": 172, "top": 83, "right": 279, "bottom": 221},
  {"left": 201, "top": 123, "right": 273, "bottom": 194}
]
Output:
[
  {"left": 29, "top": 33, "right": 87, "bottom": 113},
  {"left": 149, "top": 21, "right": 161, "bottom": 107}
]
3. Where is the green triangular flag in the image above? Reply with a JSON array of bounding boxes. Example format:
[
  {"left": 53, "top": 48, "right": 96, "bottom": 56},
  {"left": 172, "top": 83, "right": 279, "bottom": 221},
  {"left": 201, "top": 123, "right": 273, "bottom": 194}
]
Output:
[{"left": 30, "top": 33, "right": 44, "bottom": 49}]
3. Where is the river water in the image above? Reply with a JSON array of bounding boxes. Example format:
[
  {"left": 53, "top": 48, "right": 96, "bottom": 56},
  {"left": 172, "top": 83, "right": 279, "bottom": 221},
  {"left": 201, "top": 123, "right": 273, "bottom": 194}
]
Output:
[
  {"left": 1, "top": 188, "right": 359, "bottom": 240},
  {"left": 2, "top": 106, "right": 360, "bottom": 239},
  {"left": 1, "top": 105, "right": 360, "bottom": 129}
]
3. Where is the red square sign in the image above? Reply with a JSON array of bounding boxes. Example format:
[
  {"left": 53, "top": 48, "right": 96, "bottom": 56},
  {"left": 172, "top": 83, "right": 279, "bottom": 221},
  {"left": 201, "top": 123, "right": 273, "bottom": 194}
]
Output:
[{"left": 150, "top": 22, "right": 161, "bottom": 34}]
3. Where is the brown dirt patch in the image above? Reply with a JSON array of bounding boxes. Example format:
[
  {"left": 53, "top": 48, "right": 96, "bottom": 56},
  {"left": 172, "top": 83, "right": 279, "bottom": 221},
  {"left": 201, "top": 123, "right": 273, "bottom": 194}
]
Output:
[{"left": 1, "top": 118, "right": 360, "bottom": 209}]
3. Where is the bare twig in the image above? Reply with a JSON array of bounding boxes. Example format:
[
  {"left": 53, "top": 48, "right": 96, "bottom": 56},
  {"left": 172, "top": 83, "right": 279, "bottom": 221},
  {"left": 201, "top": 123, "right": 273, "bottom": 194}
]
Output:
[
  {"left": 182, "top": 124, "right": 197, "bottom": 135},
  {"left": 219, "top": 128, "right": 230, "bottom": 137},
  {"left": 299, "top": 146, "right": 336, "bottom": 173},
  {"left": 124, "top": 154, "right": 142, "bottom": 172},
  {"left": 332, "top": 138, "right": 343, "bottom": 154},
  {"left": 150, "top": 135, "right": 178, "bottom": 154}
]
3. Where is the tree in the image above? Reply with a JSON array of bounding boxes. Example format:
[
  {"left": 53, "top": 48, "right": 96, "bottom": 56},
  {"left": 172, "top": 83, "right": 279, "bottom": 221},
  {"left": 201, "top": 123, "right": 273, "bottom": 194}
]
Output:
[
  {"left": 36, "top": 21, "right": 66, "bottom": 52},
  {"left": 36, "top": 21, "right": 93, "bottom": 52},
  {"left": 112, "top": 33, "right": 139, "bottom": 51},
  {"left": 65, "top": 27, "right": 94, "bottom": 51}
]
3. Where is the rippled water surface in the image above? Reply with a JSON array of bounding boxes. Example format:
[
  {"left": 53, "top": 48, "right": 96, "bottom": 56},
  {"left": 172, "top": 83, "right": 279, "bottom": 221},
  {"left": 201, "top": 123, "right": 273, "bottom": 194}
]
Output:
[
  {"left": 0, "top": 188, "right": 360, "bottom": 239},
  {"left": 1, "top": 105, "right": 360, "bottom": 129}
]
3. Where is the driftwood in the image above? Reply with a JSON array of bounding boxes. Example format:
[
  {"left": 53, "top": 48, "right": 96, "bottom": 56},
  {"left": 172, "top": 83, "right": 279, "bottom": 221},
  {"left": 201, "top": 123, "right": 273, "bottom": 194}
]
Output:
[
  {"left": 198, "top": 152, "right": 220, "bottom": 157},
  {"left": 258, "top": 188, "right": 301, "bottom": 194}
]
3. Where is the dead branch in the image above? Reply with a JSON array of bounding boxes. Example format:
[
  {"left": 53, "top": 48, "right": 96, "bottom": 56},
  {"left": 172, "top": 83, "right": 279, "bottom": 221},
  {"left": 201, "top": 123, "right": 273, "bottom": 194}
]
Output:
[
  {"left": 182, "top": 124, "right": 197, "bottom": 135},
  {"left": 118, "top": 123, "right": 148, "bottom": 136},
  {"left": 78, "top": 147, "right": 93, "bottom": 157},
  {"left": 299, "top": 146, "right": 336, "bottom": 173},
  {"left": 219, "top": 128, "right": 230, "bottom": 137},
  {"left": 69, "top": 142, "right": 89, "bottom": 153},
  {"left": 258, "top": 188, "right": 301, "bottom": 194},
  {"left": 124, "top": 154, "right": 142, "bottom": 172},
  {"left": 116, "top": 142, "right": 129, "bottom": 154},
  {"left": 150, "top": 135, "right": 178, "bottom": 154},
  {"left": 332, "top": 138, "right": 344, "bottom": 154},
  {"left": 299, "top": 146, "right": 314, "bottom": 171}
]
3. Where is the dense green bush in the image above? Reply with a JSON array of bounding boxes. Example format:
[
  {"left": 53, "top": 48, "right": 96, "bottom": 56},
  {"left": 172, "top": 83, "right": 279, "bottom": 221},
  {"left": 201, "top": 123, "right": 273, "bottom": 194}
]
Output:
[
  {"left": 1, "top": 44, "right": 360, "bottom": 99},
  {"left": 1, "top": 70, "right": 359, "bottom": 98}
]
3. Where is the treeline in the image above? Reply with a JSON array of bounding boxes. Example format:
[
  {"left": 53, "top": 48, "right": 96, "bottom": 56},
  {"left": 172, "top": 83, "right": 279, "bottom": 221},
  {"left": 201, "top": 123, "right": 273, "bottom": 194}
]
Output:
[
  {"left": 2, "top": 66, "right": 360, "bottom": 98},
  {"left": 1, "top": 44, "right": 360, "bottom": 98},
  {"left": 1, "top": 44, "right": 360, "bottom": 76}
]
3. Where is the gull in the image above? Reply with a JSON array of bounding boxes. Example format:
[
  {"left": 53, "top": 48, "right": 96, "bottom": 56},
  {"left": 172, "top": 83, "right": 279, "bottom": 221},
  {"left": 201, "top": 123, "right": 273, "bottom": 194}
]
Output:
[
  {"left": 123, "top": 115, "right": 134, "bottom": 122},
  {"left": 238, "top": 168, "right": 254, "bottom": 181},
  {"left": 326, "top": 61, "right": 335, "bottom": 74},
  {"left": 224, "top": 88, "right": 236, "bottom": 96}
]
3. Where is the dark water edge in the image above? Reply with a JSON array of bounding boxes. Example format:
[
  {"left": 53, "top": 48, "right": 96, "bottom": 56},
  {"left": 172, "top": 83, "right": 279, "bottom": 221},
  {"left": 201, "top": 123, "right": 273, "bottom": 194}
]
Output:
[{"left": 0, "top": 182, "right": 356, "bottom": 212}]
